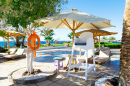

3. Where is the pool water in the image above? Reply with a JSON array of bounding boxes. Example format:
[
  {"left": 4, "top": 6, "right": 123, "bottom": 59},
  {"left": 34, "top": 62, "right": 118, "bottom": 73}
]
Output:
[{"left": 34, "top": 50, "right": 84, "bottom": 63}]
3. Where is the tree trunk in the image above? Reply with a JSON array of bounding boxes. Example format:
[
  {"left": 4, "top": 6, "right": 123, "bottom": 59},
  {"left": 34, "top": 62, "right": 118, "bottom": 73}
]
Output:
[
  {"left": 26, "top": 35, "right": 30, "bottom": 73},
  {"left": 26, "top": 34, "right": 34, "bottom": 74},
  {"left": 15, "top": 27, "right": 20, "bottom": 47},
  {"left": 119, "top": 0, "right": 130, "bottom": 85}
]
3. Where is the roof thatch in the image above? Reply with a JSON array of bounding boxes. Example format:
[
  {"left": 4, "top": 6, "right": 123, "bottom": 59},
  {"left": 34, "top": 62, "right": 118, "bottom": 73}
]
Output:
[{"left": 75, "top": 29, "right": 117, "bottom": 37}]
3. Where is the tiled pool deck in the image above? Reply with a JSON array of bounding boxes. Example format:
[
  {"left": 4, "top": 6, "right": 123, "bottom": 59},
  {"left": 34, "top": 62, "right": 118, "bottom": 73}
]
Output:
[{"left": 0, "top": 47, "right": 120, "bottom": 86}]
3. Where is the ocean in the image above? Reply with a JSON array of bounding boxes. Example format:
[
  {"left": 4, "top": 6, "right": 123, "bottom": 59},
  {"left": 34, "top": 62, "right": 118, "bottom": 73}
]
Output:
[
  {"left": 0, "top": 41, "right": 121, "bottom": 47},
  {"left": 0, "top": 41, "right": 69, "bottom": 47}
]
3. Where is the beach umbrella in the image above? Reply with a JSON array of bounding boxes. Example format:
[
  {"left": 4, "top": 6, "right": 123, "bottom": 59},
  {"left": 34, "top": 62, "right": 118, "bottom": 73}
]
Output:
[
  {"left": 0, "top": 30, "right": 26, "bottom": 54},
  {"left": 35, "top": 9, "right": 114, "bottom": 44},
  {"left": 75, "top": 29, "right": 117, "bottom": 50}
]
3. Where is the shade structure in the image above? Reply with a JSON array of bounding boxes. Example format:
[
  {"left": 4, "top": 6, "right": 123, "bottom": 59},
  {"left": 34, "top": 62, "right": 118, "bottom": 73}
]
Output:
[
  {"left": 75, "top": 29, "right": 117, "bottom": 37},
  {"left": 75, "top": 29, "right": 117, "bottom": 51},
  {"left": 5, "top": 30, "right": 26, "bottom": 36},
  {"left": 35, "top": 9, "right": 114, "bottom": 44},
  {"left": 0, "top": 30, "right": 26, "bottom": 53}
]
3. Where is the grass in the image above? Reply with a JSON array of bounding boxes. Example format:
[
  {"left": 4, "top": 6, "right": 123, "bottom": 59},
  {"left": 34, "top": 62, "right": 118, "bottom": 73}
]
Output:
[{"left": 40, "top": 43, "right": 72, "bottom": 47}]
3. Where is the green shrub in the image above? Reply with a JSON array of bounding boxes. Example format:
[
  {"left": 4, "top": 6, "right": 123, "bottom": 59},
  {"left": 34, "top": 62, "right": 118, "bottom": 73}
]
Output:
[
  {"left": 3, "top": 48, "right": 8, "bottom": 52},
  {"left": 94, "top": 42, "right": 121, "bottom": 48},
  {"left": 95, "top": 42, "right": 112, "bottom": 44},
  {"left": 64, "top": 42, "right": 71, "bottom": 43}
]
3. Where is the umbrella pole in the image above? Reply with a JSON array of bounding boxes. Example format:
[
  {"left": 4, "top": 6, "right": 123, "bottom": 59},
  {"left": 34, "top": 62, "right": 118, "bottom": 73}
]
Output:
[
  {"left": 7, "top": 36, "right": 10, "bottom": 54},
  {"left": 99, "top": 36, "right": 100, "bottom": 51},
  {"left": 72, "top": 30, "right": 75, "bottom": 45}
]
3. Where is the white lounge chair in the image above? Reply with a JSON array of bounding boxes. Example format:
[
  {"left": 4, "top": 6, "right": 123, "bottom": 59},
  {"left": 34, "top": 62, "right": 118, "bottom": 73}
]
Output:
[
  {"left": 7, "top": 48, "right": 17, "bottom": 54},
  {"left": 0, "top": 48, "right": 16, "bottom": 57},
  {"left": 3, "top": 49, "right": 26, "bottom": 59},
  {"left": 94, "top": 48, "right": 111, "bottom": 65}
]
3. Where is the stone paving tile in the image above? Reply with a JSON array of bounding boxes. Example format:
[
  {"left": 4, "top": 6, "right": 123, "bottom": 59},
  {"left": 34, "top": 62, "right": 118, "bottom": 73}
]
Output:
[
  {"left": 55, "top": 78, "right": 73, "bottom": 86},
  {"left": 0, "top": 79, "right": 14, "bottom": 86},
  {"left": 67, "top": 81, "right": 83, "bottom": 86},
  {"left": 48, "top": 82, "right": 63, "bottom": 86},
  {"left": 37, "top": 80, "right": 53, "bottom": 86},
  {"left": 50, "top": 74, "right": 66, "bottom": 82},
  {"left": 0, "top": 48, "right": 120, "bottom": 86}
]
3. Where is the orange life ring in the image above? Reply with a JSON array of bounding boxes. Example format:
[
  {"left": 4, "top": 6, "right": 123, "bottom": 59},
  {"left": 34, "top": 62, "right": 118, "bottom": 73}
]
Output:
[{"left": 27, "top": 31, "right": 40, "bottom": 51}]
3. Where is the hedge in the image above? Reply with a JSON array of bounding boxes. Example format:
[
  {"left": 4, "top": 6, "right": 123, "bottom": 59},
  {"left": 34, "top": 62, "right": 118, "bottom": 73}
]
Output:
[{"left": 94, "top": 42, "right": 121, "bottom": 48}]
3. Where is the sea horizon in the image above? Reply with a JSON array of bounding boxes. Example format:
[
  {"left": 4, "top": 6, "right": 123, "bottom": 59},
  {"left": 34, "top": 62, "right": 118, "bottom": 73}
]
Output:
[
  {"left": 0, "top": 41, "right": 121, "bottom": 47},
  {"left": 0, "top": 41, "right": 71, "bottom": 47}
]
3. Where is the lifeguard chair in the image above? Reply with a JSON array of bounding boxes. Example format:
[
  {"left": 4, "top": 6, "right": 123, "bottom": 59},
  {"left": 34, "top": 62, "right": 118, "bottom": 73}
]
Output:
[{"left": 67, "top": 32, "right": 96, "bottom": 81}]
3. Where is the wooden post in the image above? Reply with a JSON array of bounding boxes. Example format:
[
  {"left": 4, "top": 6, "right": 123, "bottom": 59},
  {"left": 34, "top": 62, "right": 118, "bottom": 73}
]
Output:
[
  {"left": 72, "top": 30, "right": 75, "bottom": 45},
  {"left": 99, "top": 36, "right": 100, "bottom": 51},
  {"left": 7, "top": 36, "right": 10, "bottom": 54}
]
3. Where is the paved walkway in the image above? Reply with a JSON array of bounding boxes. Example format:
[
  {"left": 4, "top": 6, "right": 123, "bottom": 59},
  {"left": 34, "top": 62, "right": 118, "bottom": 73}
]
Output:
[{"left": 0, "top": 47, "right": 120, "bottom": 86}]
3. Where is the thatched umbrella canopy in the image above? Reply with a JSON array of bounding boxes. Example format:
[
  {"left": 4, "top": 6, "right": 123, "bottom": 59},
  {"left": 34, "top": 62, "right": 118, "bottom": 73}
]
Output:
[{"left": 75, "top": 29, "right": 117, "bottom": 37}]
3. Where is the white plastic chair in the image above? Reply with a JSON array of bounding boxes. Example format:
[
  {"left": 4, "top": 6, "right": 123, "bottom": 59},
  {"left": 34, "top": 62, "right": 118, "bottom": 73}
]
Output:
[{"left": 67, "top": 32, "right": 96, "bottom": 81}]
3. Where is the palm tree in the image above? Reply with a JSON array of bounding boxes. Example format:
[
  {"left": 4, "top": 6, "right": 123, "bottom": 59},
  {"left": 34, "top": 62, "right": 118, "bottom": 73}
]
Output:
[
  {"left": 119, "top": 0, "right": 130, "bottom": 86},
  {"left": 40, "top": 28, "right": 54, "bottom": 46},
  {"left": 102, "top": 36, "right": 107, "bottom": 42},
  {"left": 68, "top": 32, "right": 79, "bottom": 39},
  {"left": 108, "top": 36, "right": 116, "bottom": 42}
]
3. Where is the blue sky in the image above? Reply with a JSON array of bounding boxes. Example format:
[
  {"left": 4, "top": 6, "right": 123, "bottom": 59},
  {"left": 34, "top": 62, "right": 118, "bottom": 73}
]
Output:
[
  {"left": 0, "top": 0, "right": 126, "bottom": 41},
  {"left": 43, "top": 0, "right": 125, "bottom": 41}
]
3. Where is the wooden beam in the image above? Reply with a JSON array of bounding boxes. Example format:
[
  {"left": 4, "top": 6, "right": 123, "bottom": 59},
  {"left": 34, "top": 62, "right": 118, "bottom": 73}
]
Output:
[
  {"left": 103, "top": 22, "right": 110, "bottom": 25},
  {"left": 42, "top": 22, "right": 49, "bottom": 25},
  {"left": 72, "top": 30, "right": 75, "bottom": 45},
  {"left": 61, "top": 19, "right": 73, "bottom": 30},
  {"left": 99, "top": 36, "right": 100, "bottom": 51},
  {"left": 75, "top": 21, "right": 77, "bottom": 26},
  {"left": 75, "top": 22, "right": 84, "bottom": 30},
  {"left": 7, "top": 36, "right": 10, "bottom": 54},
  {"left": 63, "top": 19, "right": 73, "bottom": 30},
  {"left": 90, "top": 23, "right": 99, "bottom": 30},
  {"left": 56, "top": 21, "right": 63, "bottom": 28},
  {"left": 73, "top": 20, "right": 75, "bottom": 29}
]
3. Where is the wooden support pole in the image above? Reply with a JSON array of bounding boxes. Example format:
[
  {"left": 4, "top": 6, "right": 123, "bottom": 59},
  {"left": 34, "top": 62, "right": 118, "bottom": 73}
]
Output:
[
  {"left": 7, "top": 36, "right": 10, "bottom": 54},
  {"left": 72, "top": 30, "right": 75, "bottom": 45},
  {"left": 99, "top": 36, "right": 100, "bottom": 51}
]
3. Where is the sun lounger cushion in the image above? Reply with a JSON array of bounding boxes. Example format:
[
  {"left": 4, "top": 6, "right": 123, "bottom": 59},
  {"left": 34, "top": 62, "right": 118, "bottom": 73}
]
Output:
[
  {"left": 10, "top": 48, "right": 16, "bottom": 54},
  {"left": 95, "top": 49, "right": 111, "bottom": 65},
  {"left": 95, "top": 57, "right": 109, "bottom": 63},
  {"left": 15, "top": 49, "right": 24, "bottom": 55},
  {"left": 3, "top": 54, "right": 22, "bottom": 58},
  {"left": 98, "top": 50, "right": 110, "bottom": 57},
  {"left": 3, "top": 49, "right": 25, "bottom": 59}
]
